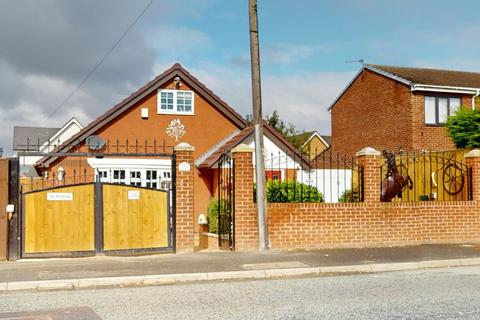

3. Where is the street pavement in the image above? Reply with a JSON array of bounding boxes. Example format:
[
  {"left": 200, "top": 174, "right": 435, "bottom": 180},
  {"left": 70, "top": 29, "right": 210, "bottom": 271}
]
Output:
[
  {"left": 1, "top": 266, "right": 480, "bottom": 319},
  {"left": 2, "top": 243, "right": 480, "bottom": 282}
]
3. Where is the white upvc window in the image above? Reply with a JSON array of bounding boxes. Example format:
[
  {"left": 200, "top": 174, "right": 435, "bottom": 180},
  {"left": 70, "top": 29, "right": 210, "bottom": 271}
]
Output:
[
  {"left": 158, "top": 89, "right": 194, "bottom": 115},
  {"left": 424, "top": 96, "right": 461, "bottom": 125}
]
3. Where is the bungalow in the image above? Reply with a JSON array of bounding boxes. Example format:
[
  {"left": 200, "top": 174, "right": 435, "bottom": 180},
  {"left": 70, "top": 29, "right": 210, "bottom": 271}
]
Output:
[
  {"left": 329, "top": 64, "right": 480, "bottom": 155},
  {"left": 31, "top": 63, "right": 304, "bottom": 245}
]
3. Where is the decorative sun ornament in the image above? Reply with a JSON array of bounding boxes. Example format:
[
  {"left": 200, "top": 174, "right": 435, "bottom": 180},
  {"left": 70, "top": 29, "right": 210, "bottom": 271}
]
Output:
[{"left": 166, "top": 118, "right": 186, "bottom": 142}]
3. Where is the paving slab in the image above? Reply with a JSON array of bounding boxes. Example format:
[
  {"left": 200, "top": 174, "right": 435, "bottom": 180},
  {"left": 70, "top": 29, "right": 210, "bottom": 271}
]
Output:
[{"left": 0, "top": 244, "right": 480, "bottom": 284}]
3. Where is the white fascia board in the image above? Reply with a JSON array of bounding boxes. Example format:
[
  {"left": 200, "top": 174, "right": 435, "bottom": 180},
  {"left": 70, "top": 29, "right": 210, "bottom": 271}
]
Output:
[
  {"left": 364, "top": 65, "right": 412, "bottom": 86},
  {"left": 87, "top": 157, "right": 171, "bottom": 170},
  {"left": 39, "top": 117, "right": 84, "bottom": 152},
  {"left": 328, "top": 65, "right": 413, "bottom": 111},
  {"left": 411, "top": 84, "right": 480, "bottom": 95},
  {"left": 300, "top": 132, "right": 329, "bottom": 150}
]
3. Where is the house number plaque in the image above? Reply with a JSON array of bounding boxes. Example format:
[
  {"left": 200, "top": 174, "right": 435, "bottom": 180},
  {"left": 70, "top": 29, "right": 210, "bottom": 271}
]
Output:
[{"left": 179, "top": 162, "right": 191, "bottom": 172}]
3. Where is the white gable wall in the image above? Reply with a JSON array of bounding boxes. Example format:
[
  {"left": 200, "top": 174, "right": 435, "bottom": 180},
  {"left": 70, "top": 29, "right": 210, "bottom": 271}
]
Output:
[{"left": 242, "top": 134, "right": 301, "bottom": 180}]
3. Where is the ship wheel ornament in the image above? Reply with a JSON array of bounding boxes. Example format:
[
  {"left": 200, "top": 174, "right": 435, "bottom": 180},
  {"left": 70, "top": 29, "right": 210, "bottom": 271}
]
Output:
[{"left": 166, "top": 118, "right": 186, "bottom": 142}]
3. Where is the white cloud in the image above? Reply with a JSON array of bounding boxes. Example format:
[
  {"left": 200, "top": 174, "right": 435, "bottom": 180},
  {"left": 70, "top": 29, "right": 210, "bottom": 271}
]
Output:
[
  {"left": 190, "top": 63, "right": 356, "bottom": 135},
  {"left": 263, "top": 43, "right": 331, "bottom": 66}
]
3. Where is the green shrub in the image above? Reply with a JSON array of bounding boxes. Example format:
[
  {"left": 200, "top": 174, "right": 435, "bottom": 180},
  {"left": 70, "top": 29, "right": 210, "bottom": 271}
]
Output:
[
  {"left": 207, "top": 199, "right": 219, "bottom": 234},
  {"left": 446, "top": 108, "right": 480, "bottom": 148},
  {"left": 339, "top": 189, "right": 361, "bottom": 203},
  {"left": 207, "top": 198, "right": 231, "bottom": 234},
  {"left": 264, "top": 180, "right": 324, "bottom": 203}
]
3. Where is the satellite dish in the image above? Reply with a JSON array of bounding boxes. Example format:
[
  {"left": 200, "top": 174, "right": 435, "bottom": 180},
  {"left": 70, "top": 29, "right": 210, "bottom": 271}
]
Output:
[{"left": 86, "top": 135, "right": 106, "bottom": 151}]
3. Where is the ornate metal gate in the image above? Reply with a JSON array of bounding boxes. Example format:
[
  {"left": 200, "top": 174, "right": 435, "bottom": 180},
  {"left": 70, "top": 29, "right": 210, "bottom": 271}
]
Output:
[
  {"left": 218, "top": 153, "right": 235, "bottom": 250},
  {"left": 13, "top": 140, "right": 177, "bottom": 258}
]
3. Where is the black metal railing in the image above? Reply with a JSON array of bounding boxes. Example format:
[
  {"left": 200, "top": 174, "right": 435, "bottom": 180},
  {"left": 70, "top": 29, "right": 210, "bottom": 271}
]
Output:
[
  {"left": 379, "top": 150, "right": 472, "bottom": 202},
  {"left": 17, "top": 139, "right": 175, "bottom": 193},
  {"left": 16, "top": 138, "right": 175, "bottom": 157},
  {"left": 218, "top": 153, "right": 235, "bottom": 251},
  {"left": 263, "top": 148, "right": 363, "bottom": 203}
]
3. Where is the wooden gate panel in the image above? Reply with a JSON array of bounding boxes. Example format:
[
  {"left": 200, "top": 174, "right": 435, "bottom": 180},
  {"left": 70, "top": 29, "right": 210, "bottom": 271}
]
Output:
[
  {"left": 103, "top": 185, "right": 169, "bottom": 251},
  {"left": 24, "top": 184, "right": 95, "bottom": 254}
]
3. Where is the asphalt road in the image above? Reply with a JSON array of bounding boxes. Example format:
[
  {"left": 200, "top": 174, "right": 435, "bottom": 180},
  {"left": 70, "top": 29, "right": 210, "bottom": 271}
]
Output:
[{"left": 1, "top": 266, "right": 480, "bottom": 319}]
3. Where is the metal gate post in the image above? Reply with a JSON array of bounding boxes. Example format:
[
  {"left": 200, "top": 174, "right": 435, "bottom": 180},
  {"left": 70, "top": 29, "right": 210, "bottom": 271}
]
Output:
[
  {"left": 94, "top": 180, "right": 104, "bottom": 253},
  {"left": 7, "top": 158, "right": 20, "bottom": 260}
]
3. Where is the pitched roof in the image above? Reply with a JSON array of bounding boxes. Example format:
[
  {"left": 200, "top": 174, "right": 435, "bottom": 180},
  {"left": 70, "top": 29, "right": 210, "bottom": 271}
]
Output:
[
  {"left": 368, "top": 64, "right": 480, "bottom": 88},
  {"left": 292, "top": 131, "right": 331, "bottom": 149},
  {"left": 198, "top": 122, "right": 309, "bottom": 168},
  {"left": 328, "top": 64, "right": 480, "bottom": 111},
  {"left": 13, "top": 126, "right": 60, "bottom": 151},
  {"left": 36, "top": 63, "right": 248, "bottom": 168}
]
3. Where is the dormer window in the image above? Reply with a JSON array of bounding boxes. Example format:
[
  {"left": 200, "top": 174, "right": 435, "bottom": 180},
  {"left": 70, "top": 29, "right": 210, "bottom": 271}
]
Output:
[{"left": 158, "top": 89, "right": 194, "bottom": 115}]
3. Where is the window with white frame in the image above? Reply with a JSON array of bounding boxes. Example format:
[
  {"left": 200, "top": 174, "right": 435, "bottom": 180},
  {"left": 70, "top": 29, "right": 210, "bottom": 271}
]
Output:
[
  {"left": 425, "top": 96, "right": 461, "bottom": 125},
  {"left": 158, "top": 89, "right": 194, "bottom": 115}
]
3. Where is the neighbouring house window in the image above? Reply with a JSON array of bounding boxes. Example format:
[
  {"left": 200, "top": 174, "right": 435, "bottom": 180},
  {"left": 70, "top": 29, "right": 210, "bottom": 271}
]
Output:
[
  {"left": 425, "top": 96, "right": 461, "bottom": 125},
  {"left": 112, "top": 170, "right": 126, "bottom": 184},
  {"left": 158, "top": 89, "right": 194, "bottom": 115}
]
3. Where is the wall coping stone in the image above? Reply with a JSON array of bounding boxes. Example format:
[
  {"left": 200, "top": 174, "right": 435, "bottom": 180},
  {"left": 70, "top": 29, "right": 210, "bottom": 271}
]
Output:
[
  {"left": 464, "top": 149, "right": 480, "bottom": 158},
  {"left": 231, "top": 144, "right": 254, "bottom": 153},
  {"left": 174, "top": 142, "right": 195, "bottom": 152},
  {"left": 356, "top": 147, "right": 381, "bottom": 157}
]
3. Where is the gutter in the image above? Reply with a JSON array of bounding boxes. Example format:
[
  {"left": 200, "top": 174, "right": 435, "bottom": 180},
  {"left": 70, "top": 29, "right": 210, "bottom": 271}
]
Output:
[{"left": 411, "top": 83, "right": 480, "bottom": 95}]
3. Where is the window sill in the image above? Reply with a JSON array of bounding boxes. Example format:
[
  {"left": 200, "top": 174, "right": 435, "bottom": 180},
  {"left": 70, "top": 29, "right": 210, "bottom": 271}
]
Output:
[
  {"left": 424, "top": 123, "right": 446, "bottom": 127},
  {"left": 157, "top": 110, "right": 194, "bottom": 116}
]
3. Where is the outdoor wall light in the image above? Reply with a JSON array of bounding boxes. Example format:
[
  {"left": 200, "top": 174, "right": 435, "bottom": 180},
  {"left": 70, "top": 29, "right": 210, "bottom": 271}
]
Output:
[
  {"left": 57, "top": 166, "right": 65, "bottom": 181},
  {"left": 174, "top": 76, "right": 182, "bottom": 88}
]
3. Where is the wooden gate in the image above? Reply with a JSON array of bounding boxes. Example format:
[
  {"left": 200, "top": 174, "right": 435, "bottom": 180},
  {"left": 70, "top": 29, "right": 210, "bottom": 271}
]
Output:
[
  {"left": 22, "top": 182, "right": 173, "bottom": 257},
  {"left": 102, "top": 184, "right": 170, "bottom": 252},
  {"left": 23, "top": 184, "right": 95, "bottom": 256}
]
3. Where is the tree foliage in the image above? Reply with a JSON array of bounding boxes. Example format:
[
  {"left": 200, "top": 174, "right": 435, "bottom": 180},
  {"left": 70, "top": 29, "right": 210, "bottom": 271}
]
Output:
[
  {"left": 265, "top": 110, "right": 304, "bottom": 149},
  {"left": 446, "top": 108, "right": 480, "bottom": 149}
]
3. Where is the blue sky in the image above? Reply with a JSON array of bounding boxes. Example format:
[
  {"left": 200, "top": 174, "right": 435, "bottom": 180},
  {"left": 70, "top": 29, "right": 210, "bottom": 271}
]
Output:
[
  {"left": 1, "top": 0, "right": 480, "bottom": 153},
  {"left": 144, "top": 0, "right": 480, "bottom": 74}
]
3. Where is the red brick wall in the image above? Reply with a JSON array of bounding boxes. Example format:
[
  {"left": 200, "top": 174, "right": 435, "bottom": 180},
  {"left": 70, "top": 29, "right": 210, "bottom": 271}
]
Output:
[
  {"left": 233, "top": 148, "right": 480, "bottom": 251},
  {"left": 410, "top": 93, "right": 472, "bottom": 151},
  {"left": 268, "top": 201, "right": 480, "bottom": 249},
  {"left": 232, "top": 150, "right": 258, "bottom": 251},
  {"left": 331, "top": 69, "right": 475, "bottom": 155},
  {"left": 175, "top": 146, "right": 194, "bottom": 252},
  {"left": 331, "top": 69, "right": 412, "bottom": 155}
]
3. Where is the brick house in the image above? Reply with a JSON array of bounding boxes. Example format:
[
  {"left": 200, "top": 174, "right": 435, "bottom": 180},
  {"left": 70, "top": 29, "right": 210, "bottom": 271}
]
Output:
[
  {"left": 329, "top": 64, "right": 480, "bottom": 155},
  {"left": 32, "top": 63, "right": 304, "bottom": 246},
  {"left": 292, "top": 131, "right": 331, "bottom": 160}
]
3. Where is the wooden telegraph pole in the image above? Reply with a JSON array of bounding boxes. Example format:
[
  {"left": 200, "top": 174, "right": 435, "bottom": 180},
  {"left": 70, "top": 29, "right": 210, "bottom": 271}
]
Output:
[{"left": 248, "top": 0, "right": 268, "bottom": 250}]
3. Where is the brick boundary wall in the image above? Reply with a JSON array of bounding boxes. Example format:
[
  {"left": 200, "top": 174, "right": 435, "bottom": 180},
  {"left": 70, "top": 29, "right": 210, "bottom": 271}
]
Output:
[
  {"left": 233, "top": 146, "right": 480, "bottom": 251},
  {"left": 232, "top": 145, "right": 258, "bottom": 251},
  {"left": 174, "top": 143, "right": 195, "bottom": 253}
]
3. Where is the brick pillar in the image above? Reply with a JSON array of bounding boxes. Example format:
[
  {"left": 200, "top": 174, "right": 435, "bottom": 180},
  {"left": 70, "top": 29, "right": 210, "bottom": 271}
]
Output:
[
  {"left": 465, "top": 150, "right": 480, "bottom": 202},
  {"left": 356, "top": 147, "right": 381, "bottom": 203},
  {"left": 231, "top": 144, "right": 258, "bottom": 251},
  {"left": 174, "top": 142, "right": 195, "bottom": 253}
]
